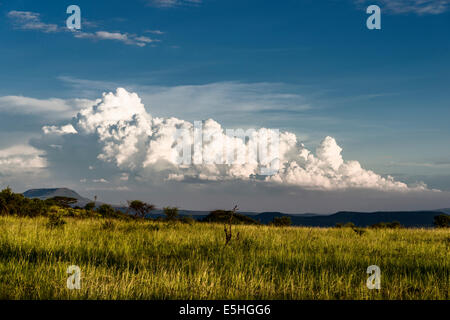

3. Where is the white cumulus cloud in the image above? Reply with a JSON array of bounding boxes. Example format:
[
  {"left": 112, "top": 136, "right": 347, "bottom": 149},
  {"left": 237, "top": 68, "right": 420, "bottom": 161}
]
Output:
[
  {"left": 0, "top": 145, "right": 46, "bottom": 173},
  {"left": 42, "top": 88, "right": 429, "bottom": 192}
]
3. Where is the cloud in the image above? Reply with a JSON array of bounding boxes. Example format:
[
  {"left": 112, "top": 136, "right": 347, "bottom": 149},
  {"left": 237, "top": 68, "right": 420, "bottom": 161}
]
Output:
[
  {"left": 73, "top": 31, "right": 159, "bottom": 47},
  {"left": 147, "top": 0, "right": 202, "bottom": 8},
  {"left": 42, "top": 124, "right": 78, "bottom": 135},
  {"left": 355, "top": 0, "right": 450, "bottom": 15},
  {"left": 145, "top": 30, "right": 165, "bottom": 35},
  {"left": 7, "top": 10, "right": 159, "bottom": 47},
  {"left": 7, "top": 10, "right": 59, "bottom": 32},
  {"left": 40, "top": 88, "right": 430, "bottom": 192},
  {"left": 0, "top": 95, "right": 93, "bottom": 119},
  {"left": 0, "top": 145, "right": 46, "bottom": 173}
]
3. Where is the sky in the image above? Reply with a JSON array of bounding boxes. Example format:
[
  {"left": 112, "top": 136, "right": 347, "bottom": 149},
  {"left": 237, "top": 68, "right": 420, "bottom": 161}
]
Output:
[{"left": 0, "top": 0, "right": 449, "bottom": 213}]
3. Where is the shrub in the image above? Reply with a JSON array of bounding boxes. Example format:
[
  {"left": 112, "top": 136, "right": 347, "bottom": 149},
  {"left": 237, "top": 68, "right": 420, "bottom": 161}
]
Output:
[
  {"left": 0, "top": 187, "right": 50, "bottom": 217},
  {"left": 163, "top": 207, "right": 179, "bottom": 221},
  {"left": 344, "top": 222, "right": 356, "bottom": 228},
  {"left": 352, "top": 227, "right": 366, "bottom": 236},
  {"left": 271, "top": 216, "right": 292, "bottom": 227},
  {"left": 370, "top": 221, "right": 403, "bottom": 229},
  {"left": 148, "top": 224, "right": 160, "bottom": 231},
  {"left": 101, "top": 220, "right": 116, "bottom": 230},
  {"left": 180, "top": 216, "right": 195, "bottom": 225},
  {"left": 84, "top": 202, "right": 96, "bottom": 211},
  {"left": 96, "top": 204, "right": 115, "bottom": 217}
]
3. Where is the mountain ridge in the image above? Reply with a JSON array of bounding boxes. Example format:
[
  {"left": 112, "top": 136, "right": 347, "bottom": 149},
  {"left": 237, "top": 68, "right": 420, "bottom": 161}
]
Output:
[{"left": 22, "top": 187, "right": 448, "bottom": 227}]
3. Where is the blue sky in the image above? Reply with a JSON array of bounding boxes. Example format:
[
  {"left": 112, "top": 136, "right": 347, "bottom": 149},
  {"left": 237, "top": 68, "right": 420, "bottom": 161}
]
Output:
[{"left": 0, "top": 0, "right": 449, "bottom": 212}]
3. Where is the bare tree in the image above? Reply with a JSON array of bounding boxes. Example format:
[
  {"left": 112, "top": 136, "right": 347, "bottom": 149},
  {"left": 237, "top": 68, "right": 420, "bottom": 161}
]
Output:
[{"left": 224, "top": 205, "right": 238, "bottom": 246}]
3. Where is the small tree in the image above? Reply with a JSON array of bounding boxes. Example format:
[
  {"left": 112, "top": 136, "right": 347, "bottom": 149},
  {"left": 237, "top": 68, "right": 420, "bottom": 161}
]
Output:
[
  {"left": 163, "top": 207, "right": 179, "bottom": 221},
  {"left": 128, "top": 200, "right": 155, "bottom": 218},
  {"left": 434, "top": 214, "right": 450, "bottom": 228}
]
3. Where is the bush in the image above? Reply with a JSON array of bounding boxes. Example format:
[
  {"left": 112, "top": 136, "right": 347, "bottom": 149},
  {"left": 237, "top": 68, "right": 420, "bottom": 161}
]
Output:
[
  {"left": 96, "top": 204, "right": 115, "bottom": 217},
  {"left": 0, "top": 187, "right": 49, "bottom": 217},
  {"left": 370, "top": 221, "right": 403, "bottom": 229},
  {"left": 271, "top": 216, "right": 292, "bottom": 227},
  {"left": 163, "top": 207, "right": 179, "bottom": 221},
  {"left": 336, "top": 222, "right": 356, "bottom": 228},
  {"left": 344, "top": 222, "right": 356, "bottom": 228},
  {"left": 101, "top": 220, "right": 116, "bottom": 230},
  {"left": 84, "top": 202, "right": 96, "bottom": 211},
  {"left": 352, "top": 227, "right": 366, "bottom": 236},
  {"left": 180, "top": 216, "right": 195, "bottom": 225},
  {"left": 148, "top": 224, "right": 160, "bottom": 231},
  {"left": 434, "top": 214, "right": 450, "bottom": 228}
]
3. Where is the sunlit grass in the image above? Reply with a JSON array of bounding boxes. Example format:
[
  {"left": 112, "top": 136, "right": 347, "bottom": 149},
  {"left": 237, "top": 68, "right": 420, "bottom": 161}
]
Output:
[{"left": 0, "top": 216, "right": 448, "bottom": 299}]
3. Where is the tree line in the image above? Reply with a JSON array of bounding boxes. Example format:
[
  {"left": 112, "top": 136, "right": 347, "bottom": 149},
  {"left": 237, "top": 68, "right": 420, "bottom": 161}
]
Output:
[{"left": 1, "top": 187, "right": 449, "bottom": 228}]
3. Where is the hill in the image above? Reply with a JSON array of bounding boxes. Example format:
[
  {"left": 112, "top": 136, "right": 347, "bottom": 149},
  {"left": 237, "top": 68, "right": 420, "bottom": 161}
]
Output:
[
  {"left": 282, "top": 210, "right": 444, "bottom": 228},
  {"left": 23, "top": 188, "right": 92, "bottom": 207}
]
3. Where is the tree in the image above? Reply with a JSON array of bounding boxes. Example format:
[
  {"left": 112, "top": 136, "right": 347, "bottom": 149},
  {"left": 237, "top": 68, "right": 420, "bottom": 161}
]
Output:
[
  {"left": 0, "top": 197, "right": 8, "bottom": 215},
  {"left": 434, "top": 214, "right": 450, "bottom": 228},
  {"left": 163, "top": 206, "right": 179, "bottom": 221},
  {"left": 202, "top": 210, "right": 258, "bottom": 225},
  {"left": 271, "top": 216, "right": 292, "bottom": 227},
  {"left": 48, "top": 196, "right": 78, "bottom": 208},
  {"left": 128, "top": 200, "right": 155, "bottom": 218}
]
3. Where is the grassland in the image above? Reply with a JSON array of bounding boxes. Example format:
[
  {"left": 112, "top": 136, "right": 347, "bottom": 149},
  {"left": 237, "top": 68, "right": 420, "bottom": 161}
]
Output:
[{"left": 0, "top": 216, "right": 448, "bottom": 300}]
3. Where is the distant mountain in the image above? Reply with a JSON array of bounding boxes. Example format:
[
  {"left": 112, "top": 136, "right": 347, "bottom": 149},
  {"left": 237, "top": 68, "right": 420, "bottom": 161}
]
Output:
[
  {"left": 281, "top": 211, "right": 443, "bottom": 228},
  {"left": 23, "top": 188, "right": 92, "bottom": 207},
  {"left": 22, "top": 188, "right": 447, "bottom": 227},
  {"left": 253, "top": 212, "right": 290, "bottom": 224}
]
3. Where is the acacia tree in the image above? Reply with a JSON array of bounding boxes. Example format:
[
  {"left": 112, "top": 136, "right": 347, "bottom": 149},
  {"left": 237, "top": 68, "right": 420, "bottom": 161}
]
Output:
[
  {"left": 128, "top": 200, "right": 155, "bottom": 218},
  {"left": 49, "top": 196, "right": 78, "bottom": 208}
]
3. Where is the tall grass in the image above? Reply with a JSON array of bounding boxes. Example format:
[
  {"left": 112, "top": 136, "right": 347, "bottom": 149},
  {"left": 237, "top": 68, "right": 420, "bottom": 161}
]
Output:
[{"left": 0, "top": 216, "right": 448, "bottom": 299}]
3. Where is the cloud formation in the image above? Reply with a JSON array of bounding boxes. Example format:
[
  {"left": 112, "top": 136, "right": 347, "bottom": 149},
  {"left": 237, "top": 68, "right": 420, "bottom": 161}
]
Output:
[
  {"left": 0, "top": 145, "right": 46, "bottom": 173},
  {"left": 147, "top": 0, "right": 202, "bottom": 8},
  {"left": 43, "top": 88, "right": 429, "bottom": 192},
  {"left": 73, "top": 31, "right": 159, "bottom": 47},
  {"left": 356, "top": 0, "right": 450, "bottom": 15},
  {"left": 7, "top": 11, "right": 59, "bottom": 33},
  {"left": 7, "top": 10, "right": 159, "bottom": 47},
  {"left": 0, "top": 95, "right": 93, "bottom": 119}
]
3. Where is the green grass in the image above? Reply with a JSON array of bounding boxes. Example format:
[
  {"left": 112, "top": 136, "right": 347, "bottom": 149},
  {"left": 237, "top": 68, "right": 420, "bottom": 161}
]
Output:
[{"left": 0, "top": 216, "right": 448, "bottom": 299}]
